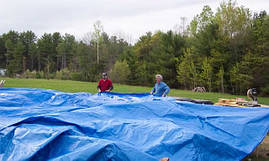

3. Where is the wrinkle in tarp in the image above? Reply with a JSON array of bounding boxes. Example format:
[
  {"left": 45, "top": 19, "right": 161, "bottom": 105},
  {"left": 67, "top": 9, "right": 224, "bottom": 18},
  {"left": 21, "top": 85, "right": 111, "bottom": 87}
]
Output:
[{"left": 0, "top": 88, "right": 269, "bottom": 161}]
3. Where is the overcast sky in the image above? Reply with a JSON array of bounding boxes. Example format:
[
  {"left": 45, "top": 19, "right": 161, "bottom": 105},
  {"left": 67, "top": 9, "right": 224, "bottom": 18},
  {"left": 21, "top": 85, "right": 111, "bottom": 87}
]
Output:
[{"left": 1, "top": 0, "right": 268, "bottom": 42}]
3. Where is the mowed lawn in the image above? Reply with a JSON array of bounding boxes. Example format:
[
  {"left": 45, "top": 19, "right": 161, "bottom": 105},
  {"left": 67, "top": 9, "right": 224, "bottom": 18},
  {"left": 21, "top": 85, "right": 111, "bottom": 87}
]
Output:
[{"left": 2, "top": 77, "right": 269, "bottom": 105}]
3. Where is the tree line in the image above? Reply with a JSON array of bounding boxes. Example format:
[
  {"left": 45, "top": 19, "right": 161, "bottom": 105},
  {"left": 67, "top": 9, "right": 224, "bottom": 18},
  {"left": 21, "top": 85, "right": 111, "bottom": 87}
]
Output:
[{"left": 0, "top": 0, "right": 269, "bottom": 95}]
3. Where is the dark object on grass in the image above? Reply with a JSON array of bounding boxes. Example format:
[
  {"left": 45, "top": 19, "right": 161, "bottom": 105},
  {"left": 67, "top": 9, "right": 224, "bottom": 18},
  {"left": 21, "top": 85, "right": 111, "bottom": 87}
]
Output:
[
  {"left": 174, "top": 96, "right": 214, "bottom": 105},
  {"left": 247, "top": 88, "right": 258, "bottom": 106},
  {"left": 247, "top": 88, "right": 258, "bottom": 102},
  {"left": 0, "top": 80, "right": 5, "bottom": 88},
  {"left": 192, "top": 87, "right": 206, "bottom": 92}
]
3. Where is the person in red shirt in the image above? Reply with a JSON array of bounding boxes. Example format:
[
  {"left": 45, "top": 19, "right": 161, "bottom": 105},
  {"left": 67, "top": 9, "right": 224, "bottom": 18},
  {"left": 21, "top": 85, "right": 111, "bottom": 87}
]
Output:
[{"left": 97, "top": 73, "right": 113, "bottom": 92}]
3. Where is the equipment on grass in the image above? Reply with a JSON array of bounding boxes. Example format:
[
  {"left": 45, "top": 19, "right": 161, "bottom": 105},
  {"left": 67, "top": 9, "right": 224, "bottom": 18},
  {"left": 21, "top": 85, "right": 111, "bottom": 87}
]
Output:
[
  {"left": 247, "top": 88, "right": 258, "bottom": 105},
  {"left": 0, "top": 80, "right": 5, "bottom": 88},
  {"left": 174, "top": 96, "right": 214, "bottom": 105},
  {"left": 192, "top": 87, "right": 206, "bottom": 92}
]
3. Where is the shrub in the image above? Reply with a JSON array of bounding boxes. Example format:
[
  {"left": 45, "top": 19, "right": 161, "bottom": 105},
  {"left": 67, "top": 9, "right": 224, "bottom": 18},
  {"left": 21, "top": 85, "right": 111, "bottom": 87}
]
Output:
[
  {"left": 24, "top": 70, "right": 37, "bottom": 78},
  {"left": 110, "top": 60, "right": 131, "bottom": 84},
  {"left": 70, "top": 72, "right": 81, "bottom": 81},
  {"left": 261, "top": 85, "right": 269, "bottom": 96},
  {"left": 49, "top": 73, "right": 56, "bottom": 79},
  {"left": 36, "top": 71, "right": 45, "bottom": 79},
  {"left": 55, "top": 68, "right": 70, "bottom": 80},
  {"left": 55, "top": 71, "right": 62, "bottom": 80}
]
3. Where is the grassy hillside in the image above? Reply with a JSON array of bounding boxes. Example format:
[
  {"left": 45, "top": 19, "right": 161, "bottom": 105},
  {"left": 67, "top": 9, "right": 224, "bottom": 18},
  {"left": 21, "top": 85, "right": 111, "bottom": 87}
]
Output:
[{"left": 1, "top": 77, "right": 269, "bottom": 105}]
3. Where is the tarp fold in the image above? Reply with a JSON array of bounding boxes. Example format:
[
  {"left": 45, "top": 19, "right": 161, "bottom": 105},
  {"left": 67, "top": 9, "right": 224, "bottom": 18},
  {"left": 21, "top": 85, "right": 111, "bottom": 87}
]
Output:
[{"left": 0, "top": 88, "right": 269, "bottom": 161}]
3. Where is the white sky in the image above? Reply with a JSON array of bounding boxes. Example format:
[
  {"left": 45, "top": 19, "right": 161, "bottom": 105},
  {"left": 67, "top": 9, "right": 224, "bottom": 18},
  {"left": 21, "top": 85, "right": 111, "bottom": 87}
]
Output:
[{"left": 0, "top": 0, "right": 268, "bottom": 42}]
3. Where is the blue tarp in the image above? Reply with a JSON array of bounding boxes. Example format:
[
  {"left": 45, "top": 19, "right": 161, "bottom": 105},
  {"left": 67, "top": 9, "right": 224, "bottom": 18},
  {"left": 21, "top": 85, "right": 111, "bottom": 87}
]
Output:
[{"left": 0, "top": 88, "right": 269, "bottom": 161}]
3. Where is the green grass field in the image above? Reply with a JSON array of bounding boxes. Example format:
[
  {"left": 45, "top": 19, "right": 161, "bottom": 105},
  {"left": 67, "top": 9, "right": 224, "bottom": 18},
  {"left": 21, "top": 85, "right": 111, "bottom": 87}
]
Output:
[{"left": 1, "top": 77, "right": 269, "bottom": 105}]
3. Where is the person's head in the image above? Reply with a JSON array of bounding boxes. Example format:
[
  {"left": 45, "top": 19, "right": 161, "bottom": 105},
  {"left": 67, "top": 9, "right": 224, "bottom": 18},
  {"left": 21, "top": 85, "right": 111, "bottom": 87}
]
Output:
[
  {"left": 102, "top": 72, "right": 108, "bottom": 80},
  {"left": 155, "top": 74, "right": 163, "bottom": 83}
]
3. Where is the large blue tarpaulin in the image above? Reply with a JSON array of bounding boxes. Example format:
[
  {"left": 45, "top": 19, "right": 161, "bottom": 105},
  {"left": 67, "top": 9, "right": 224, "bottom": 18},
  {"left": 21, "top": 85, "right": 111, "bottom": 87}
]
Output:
[{"left": 0, "top": 88, "right": 269, "bottom": 161}]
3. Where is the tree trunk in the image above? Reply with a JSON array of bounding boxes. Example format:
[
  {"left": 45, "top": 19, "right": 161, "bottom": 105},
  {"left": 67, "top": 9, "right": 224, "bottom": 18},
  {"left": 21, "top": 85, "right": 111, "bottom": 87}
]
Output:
[
  {"left": 64, "top": 53, "right": 66, "bottom": 69},
  {"left": 97, "top": 42, "right": 99, "bottom": 64},
  {"left": 221, "top": 76, "right": 224, "bottom": 93},
  {"left": 31, "top": 54, "right": 34, "bottom": 71},
  {"left": 57, "top": 56, "right": 59, "bottom": 71},
  {"left": 23, "top": 56, "right": 26, "bottom": 73},
  {"left": 61, "top": 55, "right": 64, "bottom": 70},
  {"left": 38, "top": 54, "right": 41, "bottom": 71}
]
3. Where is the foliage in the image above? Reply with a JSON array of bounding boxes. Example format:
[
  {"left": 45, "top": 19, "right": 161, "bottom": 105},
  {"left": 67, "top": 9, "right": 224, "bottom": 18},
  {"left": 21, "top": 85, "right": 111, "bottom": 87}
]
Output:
[
  {"left": 36, "top": 71, "right": 45, "bottom": 79},
  {"left": 0, "top": 1, "right": 269, "bottom": 95},
  {"left": 55, "top": 68, "right": 70, "bottom": 80},
  {"left": 70, "top": 72, "right": 81, "bottom": 81},
  {"left": 200, "top": 57, "right": 213, "bottom": 92},
  {"left": 110, "top": 60, "right": 131, "bottom": 84},
  {"left": 24, "top": 69, "right": 37, "bottom": 78},
  {"left": 177, "top": 48, "right": 196, "bottom": 89}
]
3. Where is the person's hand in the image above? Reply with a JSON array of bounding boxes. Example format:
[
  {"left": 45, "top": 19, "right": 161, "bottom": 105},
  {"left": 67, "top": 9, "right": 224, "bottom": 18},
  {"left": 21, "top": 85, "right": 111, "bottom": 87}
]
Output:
[
  {"left": 162, "top": 94, "right": 166, "bottom": 97},
  {"left": 105, "top": 90, "right": 110, "bottom": 92},
  {"left": 160, "top": 158, "right": 169, "bottom": 161},
  {"left": 150, "top": 91, "right": 153, "bottom": 95},
  {"left": 98, "top": 89, "right": 101, "bottom": 92}
]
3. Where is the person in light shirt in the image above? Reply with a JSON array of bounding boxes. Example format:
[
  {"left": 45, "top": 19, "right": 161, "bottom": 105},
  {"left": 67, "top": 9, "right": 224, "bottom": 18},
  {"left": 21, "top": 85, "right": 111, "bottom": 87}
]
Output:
[{"left": 150, "top": 74, "right": 170, "bottom": 97}]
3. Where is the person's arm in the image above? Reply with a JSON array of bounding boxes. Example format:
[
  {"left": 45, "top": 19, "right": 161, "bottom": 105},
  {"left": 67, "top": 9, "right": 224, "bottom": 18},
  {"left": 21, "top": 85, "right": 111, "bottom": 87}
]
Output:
[
  {"left": 105, "top": 80, "right": 113, "bottom": 92},
  {"left": 150, "top": 84, "right": 156, "bottom": 94},
  {"left": 97, "top": 80, "right": 101, "bottom": 92},
  {"left": 108, "top": 86, "right": 113, "bottom": 91},
  {"left": 162, "top": 83, "right": 170, "bottom": 97}
]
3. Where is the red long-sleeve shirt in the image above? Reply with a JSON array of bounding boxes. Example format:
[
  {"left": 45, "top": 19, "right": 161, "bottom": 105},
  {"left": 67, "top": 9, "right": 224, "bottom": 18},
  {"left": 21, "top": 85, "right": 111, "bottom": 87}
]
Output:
[{"left": 97, "top": 79, "right": 113, "bottom": 92}]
